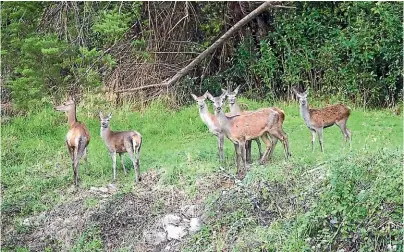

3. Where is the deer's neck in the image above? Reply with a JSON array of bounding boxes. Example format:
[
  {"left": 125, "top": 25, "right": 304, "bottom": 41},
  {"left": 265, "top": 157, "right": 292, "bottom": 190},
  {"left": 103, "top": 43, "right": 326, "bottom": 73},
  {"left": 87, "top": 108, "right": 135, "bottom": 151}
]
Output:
[
  {"left": 100, "top": 127, "right": 112, "bottom": 141},
  {"left": 300, "top": 103, "right": 312, "bottom": 127},
  {"left": 229, "top": 102, "right": 241, "bottom": 116},
  {"left": 216, "top": 110, "right": 231, "bottom": 136},
  {"left": 67, "top": 107, "right": 78, "bottom": 127},
  {"left": 199, "top": 105, "right": 219, "bottom": 133}
]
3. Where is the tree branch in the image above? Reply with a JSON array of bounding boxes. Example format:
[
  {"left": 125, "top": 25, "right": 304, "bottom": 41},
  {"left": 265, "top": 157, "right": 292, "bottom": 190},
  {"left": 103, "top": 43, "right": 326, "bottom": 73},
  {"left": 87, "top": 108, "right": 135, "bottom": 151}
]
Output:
[{"left": 115, "top": 1, "right": 276, "bottom": 94}]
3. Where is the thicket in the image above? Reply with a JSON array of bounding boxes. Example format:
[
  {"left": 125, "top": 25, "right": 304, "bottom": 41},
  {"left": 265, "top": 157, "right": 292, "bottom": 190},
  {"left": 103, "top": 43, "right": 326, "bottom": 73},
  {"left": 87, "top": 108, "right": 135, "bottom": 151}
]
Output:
[{"left": 1, "top": 2, "right": 402, "bottom": 111}]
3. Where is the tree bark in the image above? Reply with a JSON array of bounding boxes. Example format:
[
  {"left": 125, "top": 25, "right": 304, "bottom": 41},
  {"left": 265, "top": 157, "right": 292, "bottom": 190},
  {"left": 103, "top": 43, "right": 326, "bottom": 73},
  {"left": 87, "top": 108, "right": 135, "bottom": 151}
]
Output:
[{"left": 115, "top": 1, "right": 275, "bottom": 94}]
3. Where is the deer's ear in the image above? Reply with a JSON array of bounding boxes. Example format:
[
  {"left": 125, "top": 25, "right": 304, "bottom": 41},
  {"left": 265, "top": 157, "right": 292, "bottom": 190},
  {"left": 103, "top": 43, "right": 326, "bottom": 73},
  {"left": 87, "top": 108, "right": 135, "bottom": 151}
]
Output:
[
  {"left": 206, "top": 92, "right": 214, "bottom": 101},
  {"left": 98, "top": 110, "right": 103, "bottom": 119},
  {"left": 221, "top": 88, "right": 228, "bottom": 94},
  {"left": 108, "top": 112, "right": 112, "bottom": 119},
  {"left": 233, "top": 85, "right": 240, "bottom": 95},
  {"left": 191, "top": 94, "right": 198, "bottom": 101},
  {"left": 292, "top": 87, "right": 302, "bottom": 98},
  {"left": 220, "top": 92, "right": 227, "bottom": 100},
  {"left": 303, "top": 90, "right": 309, "bottom": 97}
]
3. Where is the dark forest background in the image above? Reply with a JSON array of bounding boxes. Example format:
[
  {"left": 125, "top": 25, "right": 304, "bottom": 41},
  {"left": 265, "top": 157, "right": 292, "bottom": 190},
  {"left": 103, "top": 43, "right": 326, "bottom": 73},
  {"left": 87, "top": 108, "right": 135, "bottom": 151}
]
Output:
[{"left": 1, "top": 2, "right": 402, "bottom": 111}]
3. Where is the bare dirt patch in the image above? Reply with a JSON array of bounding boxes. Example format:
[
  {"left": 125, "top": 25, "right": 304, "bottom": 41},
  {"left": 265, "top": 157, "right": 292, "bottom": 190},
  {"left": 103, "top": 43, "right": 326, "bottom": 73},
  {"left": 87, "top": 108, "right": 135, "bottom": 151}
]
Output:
[{"left": 1, "top": 169, "right": 223, "bottom": 251}]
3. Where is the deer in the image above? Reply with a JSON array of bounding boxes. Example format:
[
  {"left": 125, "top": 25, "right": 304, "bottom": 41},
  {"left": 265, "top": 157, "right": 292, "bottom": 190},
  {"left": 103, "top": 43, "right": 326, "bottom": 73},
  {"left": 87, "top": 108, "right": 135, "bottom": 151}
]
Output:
[
  {"left": 207, "top": 91, "right": 290, "bottom": 178},
  {"left": 191, "top": 91, "right": 261, "bottom": 163},
  {"left": 292, "top": 87, "right": 352, "bottom": 152},
  {"left": 191, "top": 92, "right": 225, "bottom": 161},
  {"left": 99, "top": 111, "right": 142, "bottom": 182},
  {"left": 223, "top": 85, "right": 288, "bottom": 161},
  {"left": 55, "top": 98, "right": 90, "bottom": 186}
]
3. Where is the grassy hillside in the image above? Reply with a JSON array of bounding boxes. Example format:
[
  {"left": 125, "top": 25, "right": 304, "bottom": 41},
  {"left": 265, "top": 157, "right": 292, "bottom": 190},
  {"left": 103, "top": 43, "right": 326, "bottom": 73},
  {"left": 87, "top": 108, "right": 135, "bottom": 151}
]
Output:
[{"left": 1, "top": 96, "right": 402, "bottom": 251}]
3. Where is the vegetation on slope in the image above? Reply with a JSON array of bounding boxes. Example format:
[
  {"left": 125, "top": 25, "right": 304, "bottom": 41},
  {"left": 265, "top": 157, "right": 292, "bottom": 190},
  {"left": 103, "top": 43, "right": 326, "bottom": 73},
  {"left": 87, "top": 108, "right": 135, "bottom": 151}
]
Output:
[{"left": 1, "top": 95, "right": 402, "bottom": 251}]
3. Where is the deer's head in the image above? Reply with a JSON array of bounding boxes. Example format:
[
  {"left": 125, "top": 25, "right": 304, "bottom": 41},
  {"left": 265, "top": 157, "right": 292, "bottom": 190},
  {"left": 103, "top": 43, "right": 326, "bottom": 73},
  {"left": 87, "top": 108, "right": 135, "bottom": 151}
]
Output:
[
  {"left": 55, "top": 99, "right": 75, "bottom": 112},
  {"left": 207, "top": 91, "right": 227, "bottom": 114},
  {"left": 191, "top": 91, "right": 209, "bottom": 110},
  {"left": 222, "top": 85, "right": 240, "bottom": 105},
  {"left": 292, "top": 88, "right": 309, "bottom": 106},
  {"left": 99, "top": 111, "right": 112, "bottom": 129}
]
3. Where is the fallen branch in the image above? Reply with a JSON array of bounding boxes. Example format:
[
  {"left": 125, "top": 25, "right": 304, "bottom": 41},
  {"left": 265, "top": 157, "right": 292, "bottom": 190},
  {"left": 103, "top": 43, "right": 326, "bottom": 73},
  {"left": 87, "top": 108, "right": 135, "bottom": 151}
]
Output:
[{"left": 115, "top": 1, "right": 276, "bottom": 94}]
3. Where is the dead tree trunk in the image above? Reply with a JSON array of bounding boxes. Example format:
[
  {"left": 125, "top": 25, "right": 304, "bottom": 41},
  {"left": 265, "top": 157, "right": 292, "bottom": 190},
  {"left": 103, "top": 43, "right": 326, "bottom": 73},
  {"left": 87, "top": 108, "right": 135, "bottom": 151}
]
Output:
[{"left": 115, "top": 1, "right": 275, "bottom": 94}]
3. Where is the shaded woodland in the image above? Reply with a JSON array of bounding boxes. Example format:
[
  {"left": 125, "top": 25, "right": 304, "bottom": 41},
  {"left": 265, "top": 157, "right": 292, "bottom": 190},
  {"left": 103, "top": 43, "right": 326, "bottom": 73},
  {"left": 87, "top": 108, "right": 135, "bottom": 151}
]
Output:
[{"left": 1, "top": 2, "right": 402, "bottom": 111}]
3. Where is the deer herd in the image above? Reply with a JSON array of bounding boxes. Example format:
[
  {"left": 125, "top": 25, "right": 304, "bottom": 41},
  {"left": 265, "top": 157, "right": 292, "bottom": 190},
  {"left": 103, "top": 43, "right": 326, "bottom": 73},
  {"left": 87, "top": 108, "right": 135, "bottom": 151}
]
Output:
[{"left": 55, "top": 87, "right": 352, "bottom": 186}]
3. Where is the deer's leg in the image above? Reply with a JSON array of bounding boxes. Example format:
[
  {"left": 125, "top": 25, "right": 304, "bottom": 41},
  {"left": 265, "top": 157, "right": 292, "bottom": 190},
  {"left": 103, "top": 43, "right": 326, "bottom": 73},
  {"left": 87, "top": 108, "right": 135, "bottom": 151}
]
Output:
[
  {"left": 66, "top": 141, "right": 74, "bottom": 161},
  {"left": 240, "top": 141, "right": 247, "bottom": 175},
  {"left": 135, "top": 147, "right": 141, "bottom": 182},
  {"left": 311, "top": 130, "right": 317, "bottom": 152},
  {"left": 74, "top": 138, "right": 87, "bottom": 183},
  {"left": 134, "top": 139, "right": 141, "bottom": 182},
  {"left": 259, "top": 134, "right": 272, "bottom": 164},
  {"left": 127, "top": 140, "right": 141, "bottom": 182},
  {"left": 110, "top": 151, "right": 117, "bottom": 181},
  {"left": 83, "top": 148, "right": 89, "bottom": 175},
  {"left": 73, "top": 146, "right": 80, "bottom": 186},
  {"left": 234, "top": 143, "right": 242, "bottom": 178},
  {"left": 336, "top": 120, "right": 352, "bottom": 150},
  {"left": 245, "top": 140, "right": 252, "bottom": 164},
  {"left": 279, "top": 130, "right": 290, "bottom": 160},
  {"left": 218, "top": 133, "right": 224, "bottom": 161},
  {"left": 255, "top": 138, "right": 262, "bottom": 160},
  {"left": 347, "top": 128, "right": 352, "bottom": 150},
  {"left": 119, "top": 153, "right": 127, "bottom": 174},
  {"left": 317, "top": 129, "right": 324, "bottom": 152},
  {"left": 267, "top": 134, "right": 277, "bottom": 160}
]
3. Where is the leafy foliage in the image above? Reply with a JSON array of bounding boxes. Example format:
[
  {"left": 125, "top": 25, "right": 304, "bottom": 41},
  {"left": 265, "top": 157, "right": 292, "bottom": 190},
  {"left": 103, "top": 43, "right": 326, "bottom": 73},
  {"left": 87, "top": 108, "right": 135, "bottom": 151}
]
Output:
[
  {"left": 224, "top": 2, "right": 402, "bottom": 107},
  {"left": 1, "top": 2, "right": 402, "bottom": 110}
]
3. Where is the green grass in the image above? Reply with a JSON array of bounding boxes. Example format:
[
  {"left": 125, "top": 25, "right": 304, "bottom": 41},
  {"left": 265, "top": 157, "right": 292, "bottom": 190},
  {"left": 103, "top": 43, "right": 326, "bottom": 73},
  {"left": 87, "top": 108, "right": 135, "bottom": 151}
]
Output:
[{"left": 1, "top": 97, "right": 402, "bottom": 250}]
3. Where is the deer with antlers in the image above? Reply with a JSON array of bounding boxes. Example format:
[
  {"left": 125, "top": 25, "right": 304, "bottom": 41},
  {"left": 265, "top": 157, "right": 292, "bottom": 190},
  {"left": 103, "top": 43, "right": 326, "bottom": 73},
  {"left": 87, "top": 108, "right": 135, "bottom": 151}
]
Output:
[
  {"left": 207, "top": 91, "right": 290, "bottom": 178},
  {"left": 292, "top": 87, "right": 352, "bottom": 152},
  {"left": 99, "top": 111, "right": 142, "bottom": 182},
  {"left": 55, "top": 98, "right": 90, "bottom": 186}
]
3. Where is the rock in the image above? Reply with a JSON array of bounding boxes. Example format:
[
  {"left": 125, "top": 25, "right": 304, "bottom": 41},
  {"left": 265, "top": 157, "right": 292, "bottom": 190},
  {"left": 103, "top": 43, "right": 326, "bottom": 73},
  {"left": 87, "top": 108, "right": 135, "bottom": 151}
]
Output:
[
  {"left": 98, "top": 187, "right": 109, "bottom": 193},
  {"left": 189, "top": 218, "right": 202, "bottom": 234},
  {"left": 90, "top": 187, "right": 98, "bottom": 192},
  {"left": 143, "top": 230, "right": 167, "bottom": 245},
  {"left": 181, "top": 205, "right": 198, "bottom": 218},
  {"left": 162, "top": 214, "right": 181, "bottom": 226},
  {"left": 165, "top": 224, "right": 187, "bottom": 240},
  {"left": 63, "top": 218, "right": 71, "bottom": 226},
  {"left": 108, "top": 184, "right": 118, "bottom": 193},
  {"left": 164, "top": 245, "right": 171, "bottom": 251},
  {"left": 22, "top": 218, "right": 31, "bottom": 226}
]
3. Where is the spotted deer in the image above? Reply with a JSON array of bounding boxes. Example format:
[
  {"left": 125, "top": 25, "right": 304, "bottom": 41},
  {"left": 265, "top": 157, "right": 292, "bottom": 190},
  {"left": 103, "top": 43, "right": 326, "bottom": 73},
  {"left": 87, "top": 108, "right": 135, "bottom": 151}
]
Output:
[
  {"left": 292, "top": 87, "right": 352, "bottom": 152},
  {"left": 223, "top": 86, "right": 287, "bottom": 161},
  {"left": 207, "top": 92, "right": 290, "bottom": 178},
  {"left": 55, "top": 98, "right": 90, "bottom": 186},
  {"left": 99, "top": 111, "right": 142, "bottom": 182},
  {"left": 191, "top": 92, "right": 225, "bottom": 161}
]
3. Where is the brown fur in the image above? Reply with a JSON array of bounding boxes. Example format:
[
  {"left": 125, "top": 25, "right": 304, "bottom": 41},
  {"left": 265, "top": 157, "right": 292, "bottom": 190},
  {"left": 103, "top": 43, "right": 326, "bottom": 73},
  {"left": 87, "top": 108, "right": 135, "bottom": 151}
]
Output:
[
  {"left": 55, "top": 99, "right": 90, "bottom": 186},
  {"left": 309, "top": 104, "right": 351, "bottom": 128},
  {"left": 67, "top": 122, "right": 90, "bottom": 147}
]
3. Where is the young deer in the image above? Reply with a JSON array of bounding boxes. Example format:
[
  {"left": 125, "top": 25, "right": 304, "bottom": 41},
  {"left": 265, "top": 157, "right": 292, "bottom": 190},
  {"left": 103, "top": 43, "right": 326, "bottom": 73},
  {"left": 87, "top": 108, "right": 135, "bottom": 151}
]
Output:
[
  {"left": 208, "top": 92, "right": 289, "bottom": 178},
  {"left": 223, "top": 86, "right": 288, "bottom": 161},
  {"left": 99, "top": 111, "right": 142, "bottom": 182},
  {"left": 55, "top": 98, "right": 90, "bottom": 186},
  {"left": 191, "top": 92, "right": 224, "bottom": 161},
  {"left": 292, "top": 88, "right": 352, "bottom": 152}
]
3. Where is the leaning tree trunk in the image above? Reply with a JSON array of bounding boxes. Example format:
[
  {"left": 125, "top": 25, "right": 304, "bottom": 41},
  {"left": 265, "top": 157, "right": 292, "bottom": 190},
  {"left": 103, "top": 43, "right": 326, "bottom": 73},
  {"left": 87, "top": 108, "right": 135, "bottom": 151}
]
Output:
[{"left": 115, "top": 1, "right": 276, "bottom": 94}]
